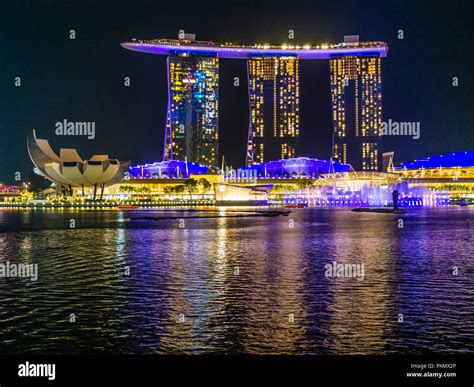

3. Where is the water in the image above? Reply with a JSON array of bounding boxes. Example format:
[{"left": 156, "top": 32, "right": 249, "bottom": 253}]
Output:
[{"left": 0, "top": 207, "right": 472, "bottom": 354}]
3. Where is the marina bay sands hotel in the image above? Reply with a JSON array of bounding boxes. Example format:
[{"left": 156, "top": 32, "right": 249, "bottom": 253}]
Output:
[{"left": 121, "top": 35, "right": 388, "bottom": 172}]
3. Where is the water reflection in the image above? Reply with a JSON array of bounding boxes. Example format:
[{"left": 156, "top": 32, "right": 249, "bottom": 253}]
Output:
[{"left": 0, "top": 207, "right": 472, "bottom": 354}]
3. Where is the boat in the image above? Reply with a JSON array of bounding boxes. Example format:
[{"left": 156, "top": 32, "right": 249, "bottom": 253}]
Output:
[
  {"left": 284, "top": 203, "right": 307, "bottom": 208},
  {"left": 117, "top": 204, "right": 140, "bottom": 210},
  {"left": 352, "top": 208, "right": 406, "bottom": 214}
]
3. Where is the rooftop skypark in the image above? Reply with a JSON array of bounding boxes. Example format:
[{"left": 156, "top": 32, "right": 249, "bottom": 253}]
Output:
[{"left": 121, "top": 37, "right": 388, "bottom": 59}]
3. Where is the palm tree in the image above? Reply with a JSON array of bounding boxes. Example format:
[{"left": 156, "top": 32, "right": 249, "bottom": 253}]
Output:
[
  {"left": 119, "top": 185, "right": 136, "bottom": 194},
  {"left": 184, "top": 178, "right": 198, "bottom": 193},
  {"left": 198, "top": 178, "right": 212, "bottom": 192},
  {"left": 296, "top": 179, "right": 313, "bottom": 190}
]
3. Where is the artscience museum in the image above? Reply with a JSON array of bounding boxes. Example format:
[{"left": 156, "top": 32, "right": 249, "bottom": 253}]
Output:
[{"left": 27, "top": 130, "right": 130, "bottom": 199}]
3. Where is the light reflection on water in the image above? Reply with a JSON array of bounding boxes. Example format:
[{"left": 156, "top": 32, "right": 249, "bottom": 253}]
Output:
[{"left": 0, "top": 207, "right": 472, "bottom": 354}]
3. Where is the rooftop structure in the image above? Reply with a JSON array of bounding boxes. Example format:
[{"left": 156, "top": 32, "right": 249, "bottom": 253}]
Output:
[
  {"left": 0, "top": 185, "right": 21, "bottom": 197},
  {"left": 395, "top": 151, "right": 474, "bottom": 170},
  {"left": 238, "top": 157, "right": 351, "bottom": 178},
  {"left": 121, "top": 39, "right": 388, "bottom": 59},
  {"left": 128, "top": 160, "right": 208, "bottom": 179}
]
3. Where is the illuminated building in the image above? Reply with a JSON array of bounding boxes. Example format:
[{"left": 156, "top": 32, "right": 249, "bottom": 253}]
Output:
[
  {"left": 27, "top": 130, "right": 130, "bottom": 199},
  {"left": 128, "top": 160, "right": 208, "bottom": 179},
  {"left": 394, "top": 150, "right": 474, "bottom": 171},
  {"left": 0, "top": 185, "right": 22, "bottom": 203},
  {"left": 122, "top": 38, "right": 388, "bottom": 59},
  {"left": 163, "top": 54, "right": 219, "bottom": 171},
  {"left": 239, "top": 157, "right": 350, "bottom": 178},
  {"left": 246, "top": 56, "right": 299, "bottom": 164},
  {"left": 392, "top": 151, "right": 474, "bottom": 204},
  {"left": 330, "top": 54, "right": 383, "bottom": 171},
  {"left": 122, "top": 36, "right": 388, "bottom": 171}
]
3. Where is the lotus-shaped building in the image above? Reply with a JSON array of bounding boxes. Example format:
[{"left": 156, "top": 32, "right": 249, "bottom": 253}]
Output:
[{"left": 27, "top": 130, "right": 131, "bottom": 198}]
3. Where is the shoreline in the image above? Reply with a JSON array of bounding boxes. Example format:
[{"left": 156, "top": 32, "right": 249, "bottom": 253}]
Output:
[{"left": 0, "top": 202, "right": 470, "bottom": 210}]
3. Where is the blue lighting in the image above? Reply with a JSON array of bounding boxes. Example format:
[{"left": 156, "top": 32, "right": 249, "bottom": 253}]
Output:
[
  {"left": 238, "top": 157, "right": 351, "bottom": 178},
  {"left": 396, "top": 151, "right": 474, "bottom": 170},
  {"left": 128, "top": 160, "right": 208, "bottom": 179}
]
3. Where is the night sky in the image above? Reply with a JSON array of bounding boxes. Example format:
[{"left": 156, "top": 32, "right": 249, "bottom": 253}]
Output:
[{"left": 0, "top": 0, "right": 472, "bottom": 185}]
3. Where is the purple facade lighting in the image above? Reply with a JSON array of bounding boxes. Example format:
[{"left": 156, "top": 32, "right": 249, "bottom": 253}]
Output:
[
  {"left": 121, "top": 41, "right": 388, "bottom": 59},
  {"left": 162, "top": 56, "right": 173, "bottom": 161},
  {"left": 128, "top": 160, "right": 208, "bottom": 179},
  {"left": 239, "top": 157, "right": 351, "bottom": 178},
  {"left": 245, "top": 60, "right": 254, "bottom": 166}
]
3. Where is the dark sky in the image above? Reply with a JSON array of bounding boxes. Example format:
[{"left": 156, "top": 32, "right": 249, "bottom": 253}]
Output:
[{"left": 0, "top": 0, "right": 472, "bottom": 184}]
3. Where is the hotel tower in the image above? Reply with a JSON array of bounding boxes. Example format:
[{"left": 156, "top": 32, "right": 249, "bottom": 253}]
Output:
[
  {"left": 162, "top": 45, "right": 219, "bottom": 171},
  {"left": 122, "top": 35, "right": 387, "bottom": 171},
  {"left": 330, "top": 52, "right": 383, "bottom": 171},
  {"left": 246, "top": 57, "right": 300, "bottom": 165}
]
